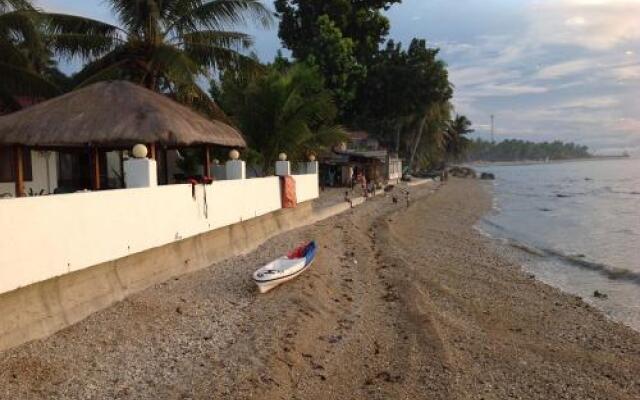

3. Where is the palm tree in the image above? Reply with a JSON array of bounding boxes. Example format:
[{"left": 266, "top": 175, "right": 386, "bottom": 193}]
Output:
[
  {"left": 407, "top": 101, "right": 452, "bottom": 171},
  {"left": 0, "top": 0, "right": 60, "bottom": 111},
  {"left": 46, "top": 0, "right": 272, "bottom": 118},
  {"left": 218, "top": 62, "right": 346, "bottom": 174},
  {"left": 445, "top": 114, "right": 474, "bottom": 161}
]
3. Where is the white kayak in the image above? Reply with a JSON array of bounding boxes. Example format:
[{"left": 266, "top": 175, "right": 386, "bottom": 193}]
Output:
[{"left": 253, "top": 241, "right": 317, "bottom": 293}]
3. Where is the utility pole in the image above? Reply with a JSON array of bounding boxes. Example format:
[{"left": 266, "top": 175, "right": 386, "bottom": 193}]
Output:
[{"left": 491, "top": 114, "right": 495, "bottom": 143}]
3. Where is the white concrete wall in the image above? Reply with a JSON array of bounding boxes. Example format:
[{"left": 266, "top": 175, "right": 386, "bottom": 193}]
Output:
[
  {"left": 0, "top": 150, "right": 58, "bottom": 197},
  {"left": 0, "top": 174, "right": 319, "bottom": 295},
  {"left": 293, "top": 173, "right": 319, "bottom": 203}
]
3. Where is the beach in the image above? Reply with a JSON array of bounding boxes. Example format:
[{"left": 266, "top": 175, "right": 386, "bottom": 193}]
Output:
[{"left": 1, "top": 179, "right": 639, "bottom": 399}]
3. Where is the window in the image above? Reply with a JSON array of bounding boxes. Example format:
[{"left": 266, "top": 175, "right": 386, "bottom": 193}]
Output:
[{"left": 0, "top": 146, "right": 33, "bottom": 182}]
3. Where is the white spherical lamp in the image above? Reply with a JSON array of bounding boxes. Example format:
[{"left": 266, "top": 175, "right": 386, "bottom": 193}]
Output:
[
  {"left": 132, "top": 144, "right": 148, "bottom": 158},
  {"left": 278, "top": 152, "right": 287, "bottom": 161},
  {"left": 213, "top": 158, "right": 220, "bottom": 165},
  {"left": 229, "top": 149, "right": 240, "bottom": 160},
  {"left": 308, "top": 153, "right": 317, "bottom": 162}
]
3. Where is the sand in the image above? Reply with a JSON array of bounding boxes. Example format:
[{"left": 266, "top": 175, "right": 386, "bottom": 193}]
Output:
[{"left": 1, "top": 179, "right": 639, "bottom": 399}]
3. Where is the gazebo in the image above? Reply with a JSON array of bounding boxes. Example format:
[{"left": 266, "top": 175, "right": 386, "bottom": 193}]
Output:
[{"left": 0, "top": 81, "right": 245, "bottom": 196}]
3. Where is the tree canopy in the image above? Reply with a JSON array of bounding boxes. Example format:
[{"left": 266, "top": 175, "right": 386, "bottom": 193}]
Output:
[
  {"left": 354, "top": 38, "right": 453, "bottom": 168},
  {"left": 274, "top": 0, "right": 400, "bottom": 64},
  {"left": 213, "top": 61, "right": 346, "bottom": 174},
  {"left": 445, "top": 114, "right": 474, "bottom": 161},
  {"left": 274, "top": 0, "right": 399, "bottom": 117},
  {"left": 44, "top": 0, "right": 272, "bottom": 118},
  {"left": 0, "top": 0, "right": 65, "bottom": 111},
  {"left": 466, "top": 139, "right": 592, "bottom": 162}
]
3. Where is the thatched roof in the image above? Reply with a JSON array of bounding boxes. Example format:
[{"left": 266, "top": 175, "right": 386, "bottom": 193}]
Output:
[{"left": 0, "top": 81, "right": 246, "bottom": 148}]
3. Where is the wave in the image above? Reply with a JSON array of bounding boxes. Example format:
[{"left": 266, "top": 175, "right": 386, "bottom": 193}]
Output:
[
  {"left": 604, "top": 186, "right": 640, "bottom": 196},
  {"left": 505, "top": 239, "right": 640, "bottom": 284}
]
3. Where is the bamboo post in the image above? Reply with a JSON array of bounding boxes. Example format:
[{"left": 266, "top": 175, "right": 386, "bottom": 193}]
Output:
[
  {"left": 202, "top": 145, "right": 211, "bottom": 178},
  {"left": 13, "top": 145, "right": 25, "bottom": 197},
  {"left": 91, "top": 147, "right": 101, "bottom": 190},
  {"left": 163, "top": 146, "right": 170, "bottom": 184},
  {"left": 148, "top": 143, "right": 156, "bottom": 160}
]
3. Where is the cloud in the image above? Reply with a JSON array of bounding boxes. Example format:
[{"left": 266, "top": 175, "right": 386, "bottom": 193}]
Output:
[
  {"left": 535, "top": 59, "right": 594, "bottom": 80},
  {"left": 30, "top": 0, "right": 640, "bottom": 152},
  {"left": 613, "top": 64, "right": 640, "bottom": 80},
  {"left": 529, "top": 0, "right": 640, "bottom": 50},
  {"left": 436, "top": 1, "right": 640, "bottom": 151},
  {"left": 469, "top": 83, "right": 549, "bottom": 97}
]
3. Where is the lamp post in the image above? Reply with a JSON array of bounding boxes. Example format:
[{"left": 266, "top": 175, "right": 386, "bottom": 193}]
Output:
[{"left": 275, "top": 152, "right": 291, "bottom": 176}]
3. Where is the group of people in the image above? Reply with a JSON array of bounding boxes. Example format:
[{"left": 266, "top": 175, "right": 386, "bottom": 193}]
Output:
[{"left": 351, "top": 171, "right": 377, "bottom": 197}]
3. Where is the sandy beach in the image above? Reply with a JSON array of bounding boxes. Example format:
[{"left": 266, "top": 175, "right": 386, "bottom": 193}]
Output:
[{"left": 1, "top": 179, "right": 639, "bottom": 399}]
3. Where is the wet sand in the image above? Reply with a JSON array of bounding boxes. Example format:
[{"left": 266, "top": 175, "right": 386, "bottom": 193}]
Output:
[{"left": 1, "top": 179, "right": 639, "bottom": 399}]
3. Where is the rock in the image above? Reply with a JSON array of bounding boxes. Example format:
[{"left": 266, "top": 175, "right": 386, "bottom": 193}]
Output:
[
  {"left": 480, "top": 172, "right": 495, "bottom": 180},
  {"left": 593, "top": 290, "right": 608, "bottom": 299},
  {"left": 448, "top": 166, "right": 477, "bottom": 179}
]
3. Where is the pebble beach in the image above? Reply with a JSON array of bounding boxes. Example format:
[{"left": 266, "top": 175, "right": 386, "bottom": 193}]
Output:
[{"left": 1, "top": 179, "right": 639, "bottom": 399}]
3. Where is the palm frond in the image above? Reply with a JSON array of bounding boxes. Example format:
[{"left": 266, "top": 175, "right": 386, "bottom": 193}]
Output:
[
  {"left": 171, "top": 0, "right": 273, "bottom": 32},
  {"left": 183, "top": 40, "right": 260, "bottom": 72},
  {"left": 105, "top": 0, "right": 155, "bottom": 36},
  {"left": 42, "top": 13, "right": 122, "bottom": 61},
  {"left": 45, "top": 12, "right": 121, "bottom": 35},
  {"left": 150, "top": 43, "right": 202, "bottom": 85},
  {"left": 174, "top": 81, "right": 234, "bottom": 125},
  {"left": 49, "top": 32, "right": 120, "bottom": 59},
  {"left": 0, "top": 0, "right": 33, "bottom": 13},
  {"left": 180, "top": 29, "right": 253, "bottom": 49},
  {"left": 0, "top": 35, "right": 30, "bottom": 66},
  {"left": 0, "top": 10, "right": 40, "bottom": 44},
  {"left": 0, "top": 61, "right": 60, "bottom": 98},
  {"left": 74, "top": 59, "right": 131, "bottom": 87},
  {"left": 70, "top": 45, "right": 131, "bottom": 85}
]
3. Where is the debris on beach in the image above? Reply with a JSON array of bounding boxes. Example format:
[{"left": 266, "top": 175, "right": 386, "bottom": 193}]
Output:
[
  {"left": 480, "top": 172, "right": 496, "bottom": 180},
  {"left": 593, "top": 290, "right": 608, "bottom": 299},
  {"left": 449, "top": 166, "right": 477, "bottom": 179}
]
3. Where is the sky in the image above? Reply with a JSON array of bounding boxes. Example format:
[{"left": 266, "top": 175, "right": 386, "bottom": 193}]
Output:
[{"left": 36, "top": 0, "right": 640, "bottom": 154}]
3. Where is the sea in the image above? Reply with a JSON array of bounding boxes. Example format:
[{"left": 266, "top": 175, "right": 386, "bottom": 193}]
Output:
[{"left": 475, "top": 158, "right": 640, "bottom": 332}]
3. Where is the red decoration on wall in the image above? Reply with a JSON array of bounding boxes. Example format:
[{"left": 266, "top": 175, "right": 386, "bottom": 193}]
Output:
[{"left": 280, "top": 176, "right": 297, "bottom": 209}]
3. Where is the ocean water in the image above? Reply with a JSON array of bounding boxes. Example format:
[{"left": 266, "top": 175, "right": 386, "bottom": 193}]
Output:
[{"left": 476, "top": 158, "right": 640, "bottom": 331}]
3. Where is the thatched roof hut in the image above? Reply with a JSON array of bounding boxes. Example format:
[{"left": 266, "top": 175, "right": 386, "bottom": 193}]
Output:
[{"left": 0, "top": 80, "right": 246, "bottom": 148}]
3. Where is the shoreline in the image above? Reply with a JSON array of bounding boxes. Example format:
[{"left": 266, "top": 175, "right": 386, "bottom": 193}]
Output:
[
  {"left": 467, "top": 156, "right": 634, "bottom": 167},
  {"left": 1, "top": 179, "right": 639, "bottom": 399}
]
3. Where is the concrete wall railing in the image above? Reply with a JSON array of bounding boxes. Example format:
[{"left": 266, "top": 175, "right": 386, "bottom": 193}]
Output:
[
  {"left": 0, "top": 174, "right": 318, "bottom": 295},
  {"left": 293, "top": 173, "right": 319, "bottom": 203}
]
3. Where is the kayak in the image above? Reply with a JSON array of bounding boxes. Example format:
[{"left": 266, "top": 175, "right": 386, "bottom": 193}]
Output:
[{"left": 253, "top": 241, "right": 317, "bottom": 293}]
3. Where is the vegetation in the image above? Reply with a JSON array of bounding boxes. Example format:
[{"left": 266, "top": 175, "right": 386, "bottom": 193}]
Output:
[
  {"left": 44, "top": 0, "right": 271, "bottom": 117},
  {"left": 213, "top": 62, "right": 346, "bottom": 174},
  {"left": 356, "top": 39, "right": 453, "bottom": 169},
  {"left": 274, "top": 0, "right": 398, "bottom": 117},
  {"left": 445, "top": 114, "right": 474, "bottom": 161},
  {"left": 3, "top": 0, "right": 473, "bottom": 173},
  {"left": 274, "top": 0, "right": 398, "bottom": 64},
  {"left": 0, "top": 0, "right": 66, "bottom": 111},
  {"left": 466, "top": 139, "right": 591, "bottom": 162}
]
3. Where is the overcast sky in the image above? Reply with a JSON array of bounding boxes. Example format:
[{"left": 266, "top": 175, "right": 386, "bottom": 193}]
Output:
[{"left": 37, "top": 0, "right": 640, "bottom": 154}]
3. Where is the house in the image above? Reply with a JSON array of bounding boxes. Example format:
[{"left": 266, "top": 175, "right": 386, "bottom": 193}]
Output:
[
  {"left": 319, "top": 131, "right": 402, "bottom": 188},
  {"left": 0, "top": 81, "right": 246, "bottom": 197},
  {"left": 0, "top": 82, "right": 321, "bottom": 352}
]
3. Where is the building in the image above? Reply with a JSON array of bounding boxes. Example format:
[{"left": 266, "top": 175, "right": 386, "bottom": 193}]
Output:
[
  {"left": 319, "top": 131, "right": 402, "bottom": 188},
  {"left": 0, "top": 82, "right": 321, "bottom": 351},
  {"left": 0, "top": 81, "right": 245, "bottom": 197}
]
